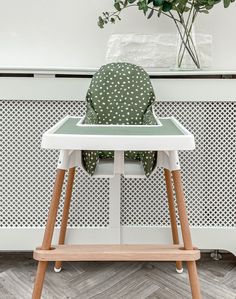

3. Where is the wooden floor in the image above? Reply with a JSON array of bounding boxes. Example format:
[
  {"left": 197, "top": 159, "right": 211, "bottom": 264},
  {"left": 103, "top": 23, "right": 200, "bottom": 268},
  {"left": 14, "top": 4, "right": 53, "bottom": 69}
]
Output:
[{"left": 0, "top": 252, "right": 235, "bottom": 299}]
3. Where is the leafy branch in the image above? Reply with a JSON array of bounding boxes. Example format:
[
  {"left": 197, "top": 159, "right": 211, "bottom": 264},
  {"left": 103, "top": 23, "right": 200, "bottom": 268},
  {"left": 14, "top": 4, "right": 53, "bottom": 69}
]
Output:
[
  {"left": 98, "top": 0, "right": 235, "bottom": 28},
  {"left": 98, "top": 0, "right": 235, "bottom": 68}
]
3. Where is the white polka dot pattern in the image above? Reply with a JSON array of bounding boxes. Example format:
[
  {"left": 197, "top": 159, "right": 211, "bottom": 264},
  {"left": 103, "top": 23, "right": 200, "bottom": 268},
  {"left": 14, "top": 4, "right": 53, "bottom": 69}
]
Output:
[{"left": 82, "top": 62, "right": 157, "bottom": 177}]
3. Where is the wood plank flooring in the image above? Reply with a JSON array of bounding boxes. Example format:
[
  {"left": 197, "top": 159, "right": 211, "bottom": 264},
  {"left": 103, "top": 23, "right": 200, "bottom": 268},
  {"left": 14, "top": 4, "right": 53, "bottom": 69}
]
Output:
[{"left": 0, "top": 252, "right": 235, "bottom": 299}]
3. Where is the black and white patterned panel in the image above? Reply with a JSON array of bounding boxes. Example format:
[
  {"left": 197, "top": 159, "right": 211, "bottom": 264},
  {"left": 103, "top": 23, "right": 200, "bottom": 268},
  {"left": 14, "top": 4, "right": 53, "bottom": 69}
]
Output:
[
  {"left": 0, "top": 101, "right": 109, "bottom": 228},
  {"left": 0, "top": 100, "right": 235, "bottom": 228},
  {"left": 121, "top": 101, "right": 236, "bottom": 227}
]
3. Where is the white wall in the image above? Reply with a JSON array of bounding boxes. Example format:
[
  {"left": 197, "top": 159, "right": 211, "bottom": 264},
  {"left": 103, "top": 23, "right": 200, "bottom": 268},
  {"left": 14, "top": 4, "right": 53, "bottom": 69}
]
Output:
[{"left": 0, "top": 0, "right": 235, "bottom": 70}]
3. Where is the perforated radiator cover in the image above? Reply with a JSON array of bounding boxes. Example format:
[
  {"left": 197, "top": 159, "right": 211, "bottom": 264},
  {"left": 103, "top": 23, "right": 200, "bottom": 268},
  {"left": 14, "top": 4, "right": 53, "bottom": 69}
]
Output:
[{"left": 0, "top": 100, "right": 235, "bottom": 228}]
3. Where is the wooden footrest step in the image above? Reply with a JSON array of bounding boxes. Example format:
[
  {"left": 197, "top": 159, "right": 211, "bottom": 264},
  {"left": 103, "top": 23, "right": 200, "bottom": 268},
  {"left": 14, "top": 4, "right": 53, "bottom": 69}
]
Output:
[{"left": 34, "top": 244, "right": 200, "bottom": 262}]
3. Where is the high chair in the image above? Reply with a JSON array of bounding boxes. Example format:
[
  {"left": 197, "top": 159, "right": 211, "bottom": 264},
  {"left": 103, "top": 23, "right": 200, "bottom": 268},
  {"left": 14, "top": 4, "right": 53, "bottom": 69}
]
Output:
[{"left": 32, "top": 63, "right": 201, "bottom": 299}]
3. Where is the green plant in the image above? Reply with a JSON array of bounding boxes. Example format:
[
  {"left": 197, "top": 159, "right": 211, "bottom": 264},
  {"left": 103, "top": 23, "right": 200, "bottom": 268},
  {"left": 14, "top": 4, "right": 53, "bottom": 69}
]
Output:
[{"left": 98, "top": 0, "right": 235, "bottom": 69}]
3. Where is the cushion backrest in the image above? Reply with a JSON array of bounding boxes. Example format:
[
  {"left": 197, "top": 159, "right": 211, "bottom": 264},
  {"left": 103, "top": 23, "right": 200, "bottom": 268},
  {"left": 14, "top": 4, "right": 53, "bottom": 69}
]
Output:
[{"left": 84, "top": 62, "right": 155, "bottom": 125}]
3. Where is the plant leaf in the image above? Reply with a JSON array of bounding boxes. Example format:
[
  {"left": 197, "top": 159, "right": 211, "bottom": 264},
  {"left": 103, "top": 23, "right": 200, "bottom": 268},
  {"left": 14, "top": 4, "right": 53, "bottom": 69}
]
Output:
[
  {"left": 162, "top": 1, "right": 172, "bottom": 11},
  {"left": 98, "top": 16, "right": 104, "bottom": 28},
  {"left": 114, "top": 2, "right": 122, "bottom": 10},
  {"left": 153, "top": 0, "right": 164, "bottom": 6},
  {"left": 223, "top": 0, "right": 231, "bottom": 7},
  {"left": 138, "top": 0, "right": 149, "bottom": 14},
  {"left": 147, "top": 7, "right": 154, "bottom": 18}
]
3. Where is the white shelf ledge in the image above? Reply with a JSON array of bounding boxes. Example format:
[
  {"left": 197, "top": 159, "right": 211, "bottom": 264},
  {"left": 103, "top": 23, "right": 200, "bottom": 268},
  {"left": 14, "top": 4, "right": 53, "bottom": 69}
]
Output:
[{"left": 0, "top": 66, "right": 236, "bottom": 77}]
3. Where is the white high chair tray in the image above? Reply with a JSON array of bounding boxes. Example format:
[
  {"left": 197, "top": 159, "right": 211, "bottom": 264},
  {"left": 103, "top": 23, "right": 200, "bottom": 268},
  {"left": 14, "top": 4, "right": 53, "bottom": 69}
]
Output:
[{"left": 41, "top": 116, "right": 195, "bottom": 151}]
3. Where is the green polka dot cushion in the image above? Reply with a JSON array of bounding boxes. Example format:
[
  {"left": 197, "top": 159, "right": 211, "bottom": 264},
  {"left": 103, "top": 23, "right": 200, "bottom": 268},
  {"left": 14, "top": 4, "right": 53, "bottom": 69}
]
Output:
[{"left": 82, "top": 62, "right": 157, "bottom": 177}]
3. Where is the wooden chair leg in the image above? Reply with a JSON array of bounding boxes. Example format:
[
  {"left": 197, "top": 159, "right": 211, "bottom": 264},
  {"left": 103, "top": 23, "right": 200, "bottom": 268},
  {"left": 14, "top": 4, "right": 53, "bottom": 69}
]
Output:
[
  {"left": 164, "top": 169, "right": 183, "bottom": 273},
  {"left": 32, "top": 261, "right": 48, "bottom": 299},
  {"left": 54, "top": 167, "right": 76, "bottom": 272},
  {"left": 32, "top": 169, "right": 66, "bottom": 299},
  {"left": 172, "top": 170, "right": 202, "bottom": 299}
]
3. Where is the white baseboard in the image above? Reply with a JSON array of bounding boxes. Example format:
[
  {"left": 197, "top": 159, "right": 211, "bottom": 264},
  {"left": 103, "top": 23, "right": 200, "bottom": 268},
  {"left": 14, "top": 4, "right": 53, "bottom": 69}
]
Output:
[
  {"left": 121, "top": 226, "right": 236, "bottom": 256},
  {"left": 1, "top": 226, "right": 235, "bottom": 256}
]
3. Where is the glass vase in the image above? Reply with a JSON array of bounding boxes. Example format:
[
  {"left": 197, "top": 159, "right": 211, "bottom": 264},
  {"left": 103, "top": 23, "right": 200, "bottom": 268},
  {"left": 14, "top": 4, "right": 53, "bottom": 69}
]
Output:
[{"left": 176, "top": 23, "right": 201, "bottom": 70}]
